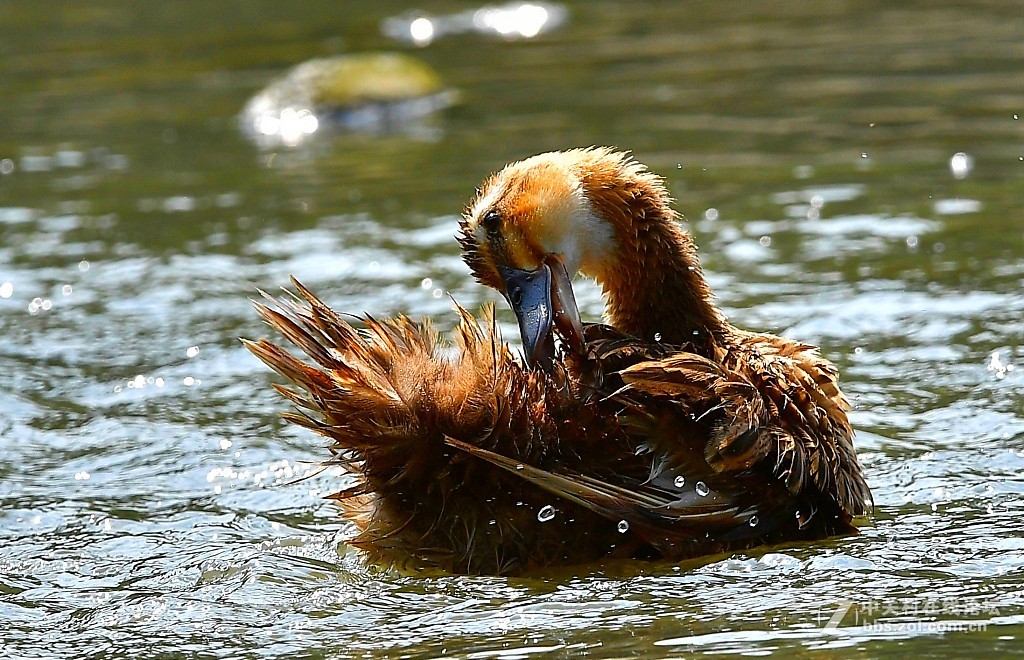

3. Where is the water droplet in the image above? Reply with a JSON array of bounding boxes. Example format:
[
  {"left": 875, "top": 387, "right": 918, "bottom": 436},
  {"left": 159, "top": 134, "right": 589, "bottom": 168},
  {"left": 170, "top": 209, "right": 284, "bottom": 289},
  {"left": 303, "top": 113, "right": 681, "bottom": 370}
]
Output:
[
  {"left": 676, "top": 163, "right": 682, "bottom": 169},
  {"left": 854, "top": 347, "right": 863, "bottom": 355},
  {"left": 537, "top": 505, "right": 556, "bottom": 522},
  {"left": 61, "top": 284, "right": 72, "bottom": 296},
  {"left": 758, "top": 235, "right": 771, "bottom": 247},
  {"left": 860, "top": 152, "right": 868, "bottom": 159},
  {"left": 617, "top": 520, "right": 629, "bottom": 533},
  {"left": 673, "top": 475, "right": 686, "bottom": 488},
  {"left": 949, "top": 152, "right": 973, "bottom": 179},
  {"left": 183, "top": 376, "right": 195, "bottom": 387},
  {"left": 695, "top": 481, "right": 710, "bottom": 497},
  {"left": 1014, "top": 114, "right": 1019, "bottom": 120},
  {"left": 654, "top": 332, "right": 662, "bottom": 342},
  {"left": 703, "top": 208, "right": 719, "bottom": 221},
  {"left": 79, "top": 260, "right": 90, "bottom": 272},
  {"left": 749, "top": 515, "right": 759, "bottom": 527},
  {"left": 0, "top": 282, "right": 12, "bottom": 298},
  {"left": 186, "top": 345, "right": 200, "bottom": 358},
  {"left": 515, "top": 463, "right": 524, "bottom": 470},
  {"left": 420, "top": 278, "right": 432, "bottom": 289},
  {"left": 906, "top": 235, "right": 919, "bottom": 249}
]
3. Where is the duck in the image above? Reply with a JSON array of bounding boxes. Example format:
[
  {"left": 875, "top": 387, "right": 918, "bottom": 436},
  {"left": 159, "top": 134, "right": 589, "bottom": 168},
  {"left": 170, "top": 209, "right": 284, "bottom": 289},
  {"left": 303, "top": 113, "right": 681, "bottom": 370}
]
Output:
[{"left": 245, "top": 147, "right": 872, "bottom": 576}]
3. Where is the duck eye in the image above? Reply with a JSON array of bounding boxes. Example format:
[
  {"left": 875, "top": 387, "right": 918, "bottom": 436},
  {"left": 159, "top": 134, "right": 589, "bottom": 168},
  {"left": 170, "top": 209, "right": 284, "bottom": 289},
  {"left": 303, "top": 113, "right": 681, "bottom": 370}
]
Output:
[{"left": 481, "top": 210, "right": 501, "bottom": 235}]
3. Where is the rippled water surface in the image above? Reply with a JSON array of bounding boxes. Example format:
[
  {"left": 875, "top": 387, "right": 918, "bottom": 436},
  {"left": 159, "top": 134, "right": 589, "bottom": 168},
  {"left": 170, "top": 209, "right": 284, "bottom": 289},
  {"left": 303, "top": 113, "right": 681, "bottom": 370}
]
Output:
[{"left": 2, "top": 1, "right": 1023, "bottom": 656}]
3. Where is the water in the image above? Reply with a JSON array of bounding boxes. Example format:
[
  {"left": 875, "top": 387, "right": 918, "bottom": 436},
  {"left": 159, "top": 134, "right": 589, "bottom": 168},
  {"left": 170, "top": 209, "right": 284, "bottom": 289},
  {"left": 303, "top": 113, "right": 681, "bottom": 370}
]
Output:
[{"left": 2, "top": 1, "right": 1023, "bottom": 656}]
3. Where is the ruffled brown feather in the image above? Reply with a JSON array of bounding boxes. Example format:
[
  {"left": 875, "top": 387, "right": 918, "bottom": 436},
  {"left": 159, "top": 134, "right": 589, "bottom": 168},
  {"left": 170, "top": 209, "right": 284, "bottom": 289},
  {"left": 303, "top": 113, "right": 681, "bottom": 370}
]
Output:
[
  {"left": 247, "top": 279, "right": 652, "bottom": 574},
  {"left": 246, "top": 280, "right": 870, "bottom": 575}
]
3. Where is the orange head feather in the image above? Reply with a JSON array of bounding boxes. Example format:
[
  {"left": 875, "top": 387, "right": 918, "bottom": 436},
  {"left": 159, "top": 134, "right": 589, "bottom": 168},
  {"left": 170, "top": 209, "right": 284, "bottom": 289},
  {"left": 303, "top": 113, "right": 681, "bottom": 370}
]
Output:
[
  {"left": 458, "top": 147, "right": 641, "bottom": 291},
  {"left": 459, "top": 147, "right": 722, "bottom": 347}
]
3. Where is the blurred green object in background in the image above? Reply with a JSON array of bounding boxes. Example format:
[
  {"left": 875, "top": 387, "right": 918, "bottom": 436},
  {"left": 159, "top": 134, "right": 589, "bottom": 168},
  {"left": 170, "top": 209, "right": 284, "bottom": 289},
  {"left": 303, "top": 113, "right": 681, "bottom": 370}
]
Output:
[{"left": 241, "top": 53, "right": 456, "bottom": 145}]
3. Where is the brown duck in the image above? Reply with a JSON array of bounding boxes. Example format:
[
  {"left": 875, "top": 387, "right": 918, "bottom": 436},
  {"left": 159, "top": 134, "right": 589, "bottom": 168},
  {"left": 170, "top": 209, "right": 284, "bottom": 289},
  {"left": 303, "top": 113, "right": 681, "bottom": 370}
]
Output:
[{"left": 245, "top": 147, "right": 871, "bottom": 575}]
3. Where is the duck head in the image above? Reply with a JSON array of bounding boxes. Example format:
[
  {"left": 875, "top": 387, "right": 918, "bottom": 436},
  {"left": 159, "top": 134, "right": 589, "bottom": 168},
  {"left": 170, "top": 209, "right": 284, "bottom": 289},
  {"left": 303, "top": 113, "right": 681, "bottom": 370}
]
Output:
[
  {"left": 459, "top": 147, "right": 721, "bottom": 369},
  {"left": 458, "top": 148, "right": 625, "bottom": 369}
]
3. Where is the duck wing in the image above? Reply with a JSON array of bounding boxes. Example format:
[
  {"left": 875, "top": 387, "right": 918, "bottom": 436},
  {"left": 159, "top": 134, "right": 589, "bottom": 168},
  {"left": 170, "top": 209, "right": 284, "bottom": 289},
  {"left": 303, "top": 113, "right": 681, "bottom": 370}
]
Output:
[
  {"left": 609, "top": 331, "right": 871, "bottom": 533},
  {"left": 430, "top": 325, "right": 806, "bottom": 554},
  {"left": 442, "top": 435, "right": 764, "bottom": 557},
  {"left": 718, "top": 332, "right": 872, "bottom": 518}
]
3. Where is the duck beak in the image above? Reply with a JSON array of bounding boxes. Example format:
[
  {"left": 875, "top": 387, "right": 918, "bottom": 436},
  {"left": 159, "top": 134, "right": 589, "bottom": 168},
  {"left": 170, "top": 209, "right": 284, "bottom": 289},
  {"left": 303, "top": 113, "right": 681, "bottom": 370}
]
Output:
[{"left": 498, "top": 255, "right": 585, "bottom": 370}]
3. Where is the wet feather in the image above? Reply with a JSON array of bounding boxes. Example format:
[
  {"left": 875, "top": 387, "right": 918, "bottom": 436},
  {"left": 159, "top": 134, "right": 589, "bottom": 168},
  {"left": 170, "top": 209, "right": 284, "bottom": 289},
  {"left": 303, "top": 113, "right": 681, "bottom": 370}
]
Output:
[{"left": 247, "top": 148, "right": 872, "bottom": 575}]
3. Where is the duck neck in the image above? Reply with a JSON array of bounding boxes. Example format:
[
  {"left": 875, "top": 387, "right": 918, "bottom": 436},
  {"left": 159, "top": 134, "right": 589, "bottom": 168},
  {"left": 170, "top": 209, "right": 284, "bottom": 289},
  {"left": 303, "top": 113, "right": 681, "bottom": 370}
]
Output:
[{"left": 587, "top": 191, "right": 726, "bottom": 352}]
